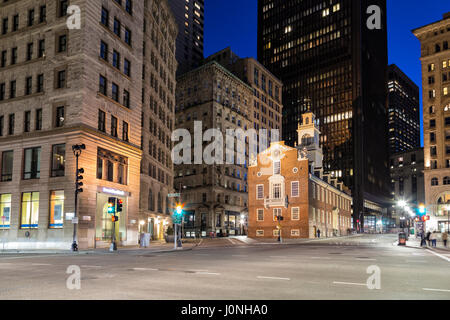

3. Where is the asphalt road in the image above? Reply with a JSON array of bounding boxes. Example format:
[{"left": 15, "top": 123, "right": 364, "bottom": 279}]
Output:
[{"left": 0, "top": 234, "right": 449, "bottom": 300}]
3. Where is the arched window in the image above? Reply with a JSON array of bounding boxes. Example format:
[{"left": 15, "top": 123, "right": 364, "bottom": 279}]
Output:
[
  {"left": 431, "top": 177, "right": 439, "bottom": 186},
  {"left": 158, "top": 192, "right": 162, "bottom": 213},
  {"left": 444, "top": 177, "right": 450, "bottom": 185},
  {"left": 301, "top": 134, "right": 313, "bottom": 146},
  {"left": 148, "top": 189, "right": 154, "bottom": 211}
]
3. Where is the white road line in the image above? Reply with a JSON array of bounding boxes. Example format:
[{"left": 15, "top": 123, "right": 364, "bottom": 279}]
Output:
[
  {"left": 423, "top": 288, "right": 450, "bottom": 293},
  {"left": 355, "top": 258, "right": 376, "bottom": 261},
  {"left": 426, "top": 249, "right": 450, "bottom": 262},
  {"left": 257, "top": 276, "right": 290, "bottom": 281},
  {"left": 81, "top": 265, "right": 102, "bottom": 268},
  {"left": 132, "top": 267, "right": 158, "bottom": 271},
  {"left": 195, "top": 272, "right": 220, "bottom": 275},
  {"left": 31, "top": 263, "right": 51, "bottom": 266},
  {"left": 333, "top": 281, "right": 366, "bottom": 286}
]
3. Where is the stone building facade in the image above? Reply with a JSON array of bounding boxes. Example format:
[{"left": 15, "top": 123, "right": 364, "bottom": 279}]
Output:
[
  {"left": 248, "top": 113, "right": 352, "bottom": 239},
  {"left": 174, "top": 61, "right": 253, "bottom": 237},
  {"left": 0, "top": 0, "right": 176, "bottom": 249},
  {"left": 204, "top": 47, "right": 283, "bottom": 154},
  {"left": 138, "top": 0, "right": 177, "bottom": 241},
  {"left": 413, "top": 13, "right": 450, "bottom": 232}
]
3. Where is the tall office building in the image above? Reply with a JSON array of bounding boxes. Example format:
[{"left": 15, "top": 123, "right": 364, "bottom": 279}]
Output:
[
  {"left": 0, "top": 0, "right": 177, "bottom": 249},
  {"left": 258, "top": 0, "right": 390, "bottom": 229},
  {"left": 387, "top": 64, "right": 420, "bottom": 154},
  {"left": 174, "top": 61, "right": 253, "bottom": 237},
  {"left": 413, "top": 13, "right": 450, "bottom": 233},
  {"left": 204, "top": 47, "right": 283, "bottom": 152},
  {"left": 168, "top": 0, "right": 204, "bottom": 75}
]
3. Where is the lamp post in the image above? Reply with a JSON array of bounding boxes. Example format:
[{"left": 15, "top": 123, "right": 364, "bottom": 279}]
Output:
[{"left": 71, "top": 144, "right": 86, "bottom": 252}]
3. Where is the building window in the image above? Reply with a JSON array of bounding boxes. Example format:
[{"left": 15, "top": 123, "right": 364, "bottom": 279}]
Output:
[
  {"left": 444, "top": 177, "right": 450, "bottom": 185},
  {"left": 37, "top": 74, "right": 44, "bottom": 93},
  {"left": 0, "top": 194, "right": 11, "bottom": 228},
  {"left": 1, "top": 151, "right": 13, "bottom": 182},
  {"left": 35, "top": 109, "right": 42, "bottom": 130},
  {"left": 27, "top": 43, "right": 33, "bottom": 61},
  {"left": 273, "top": 183, "right": 282, "bottom": 199},
  {"left": 40, "top": 5, "right": 47, "bottom": 23},
  {"left": 56, "top": 70, "right": 66, "bottom": 88},
  {"left": 55, "top": 106, "right": 65, "bottom": 127},
  {"left": 291, "top": 207, "right": 300, "bottom": 220},
  {"left": 256, "top": 230, "right": 264, "bottom": 237},
  {"left": 58, "top": 0, "right": 69, "bottom": 17},
  {"left": 256, "top": 184, "right": 264, "bottom": 199},
  {"left": 101, "top": 7, "right": 109, "bottom": 27},
  {"left": 122, "top": 121, "right": 129, "bottom": 141},
  {"left": 124, "top": 28, "right": 132, "bottom": 46},
  {"left": 49, "top": 191, "right": 64, "bottom": 228},
  {"left": 273, "top": 160, "right": 280, "bottom": 174},
  {"left": 148, "top": 189, "right": 154, "bottom": 211},
  {"left": 97, "top": 157, "right": 103, "bottom": 179},
  {"left": 24, "top": 111, "right": 31, "bottom": 132},
  {"left": 51, "top": 144, "right": 65, "bottom": 177},
  {"left": 125, "top": 0, "right": 133, "bottom": 14},
  {"left": 291, "top": 181, "right": 299, "bottom": 197},
  {"left": 112, "top": 83, "right": 119, "bottom": 101},
  {"left": 257, "top": 209, "right": 264, "bottom": 221},
  {"left": 100, "top": 41, "right": 108, "bottom": 61},
  {"left": 291, "top": 229, "right": 300, "bottom": 237},
  {"left": 8, "top": 114, "right": 14, "bottom": 135},
  {"left": 431, "top": 178, "right": 439, "bottom": 186},
  {"left": 273, "top": 208, "right": 282, "bottom": 221},
  {"left": 99, "top": 75, "right": 107, "bottom": 95},
  {"left": 123, "top": 90, "right": 130, "bottom": 108},
  {"left": 112, "top": 50, "right": 120, "bottom": 69},
  {"left": 58, "top": 34, "right": 67, "bottom": 52},
  {"left": 111, "top": 116, "right": 118, "bottom": 137},
  {"left": 38, "top": 39, "right": 45, "bottom": 58},
  {"left": 10, "top": 80, "right": 16, "bottom": 98},
  {"left": 124, "top": 59, "right": 131, "bottom": 76},
  {"left": 98, "top": 110, "right": 106, "bottom": 132},
  {"left": 21, "top": 192, "right": 39, "bottom": 229},
  {"left": 23, "top": 147, "right": 41, "bottom": 180},
  {"left": 113, "top": 18, "right": 121, "bottom": 37}
]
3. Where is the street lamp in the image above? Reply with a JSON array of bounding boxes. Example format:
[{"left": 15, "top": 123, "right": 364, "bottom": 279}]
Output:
[{"left": 71, "top": 144, "right": 86, "bottom": 252}]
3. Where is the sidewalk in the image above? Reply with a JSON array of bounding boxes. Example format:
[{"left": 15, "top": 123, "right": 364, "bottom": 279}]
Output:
[
  {"left": 249, "top": 234, "right": 363, "bottom": 245},
  {"left": 403, "top": 237, "right": 450, "bottom": 252}
]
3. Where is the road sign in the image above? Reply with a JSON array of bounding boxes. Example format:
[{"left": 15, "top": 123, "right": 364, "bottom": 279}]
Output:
[{"left": 168, "top": 193, "right": 181, "bottom": 198}]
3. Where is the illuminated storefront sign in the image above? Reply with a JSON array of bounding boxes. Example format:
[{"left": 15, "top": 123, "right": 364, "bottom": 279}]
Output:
[{"left": 97, "top": 186, "right": 131, "bottom": 197}]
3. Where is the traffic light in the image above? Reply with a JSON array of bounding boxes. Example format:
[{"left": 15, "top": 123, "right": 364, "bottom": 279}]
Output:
[
  {"left": 111, "top": 215, "right": 119, "bottom": 222},
  {"left": 418, "top": 204, "right": 426, "bottom": 215},
  {"left": 423, "top": 215, "right": 430, "bottom": 222},
  {"left": 76, "top": 168, "right": 84, "bottom": 194},
  {"left": 107, "top": 197, "right": 116, "bottom": 214},
  {"left": 117, "top": 199, "right": 123, "bottom": 213},
  {"left": 176, "top": 205, "right": 183, "bottom": 215}
]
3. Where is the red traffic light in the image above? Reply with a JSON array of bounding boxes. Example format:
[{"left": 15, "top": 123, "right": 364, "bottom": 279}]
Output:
[
  {"left": 422, "top": 215, "right": 430, "bottom": 221},
  {"left": 111, "top": 215, "right": 118, "bottom": 222}
]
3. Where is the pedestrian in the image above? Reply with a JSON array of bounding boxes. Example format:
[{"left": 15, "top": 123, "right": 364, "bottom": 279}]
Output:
[
  {"left": 430, "top": 231, "right": 437, "bottom": 247},
  {"left": 420, "top": 232, "right": 427, "bottom": 247},
  {"left": 317, "top": 229, "right": 321, "bottom": 238},
  {"left": 426, "top": 231, "right": 431, "bottom": 246},
  {"left": 442, "top": 231, "right": 448, "bottom": 247}
]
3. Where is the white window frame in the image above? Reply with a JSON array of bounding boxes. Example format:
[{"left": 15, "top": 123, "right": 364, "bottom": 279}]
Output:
[
  {"left": 273, "top": 229, "right": 280, "bottom": 236},
  {"left": 291, "top": 229, "right": 300, "bottom": 237},
  {"left": 273, "top": 208, "right": 282, "bottom": 221},
  {"left": 257, "top": 208, "right": 264, "bottom": 221},
  {"left": 291, "top": 207, "right": 300, "bottom": 220},
  {"left": 273, "top": 160, "right": 281, "bottom": 175},
  {"left": 256, "top": 184, "right": 264, "bottom": 199},
  {"left": 291, "top": 181, "right": 299, "bottom": 197}
]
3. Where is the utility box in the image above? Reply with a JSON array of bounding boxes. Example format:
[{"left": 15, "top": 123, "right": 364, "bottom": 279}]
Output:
[{"left": 398, "top": 232, "right": 407, "bottom": 246}]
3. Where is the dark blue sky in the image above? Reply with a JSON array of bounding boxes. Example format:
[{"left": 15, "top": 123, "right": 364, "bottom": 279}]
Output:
[{"left": 204, "top": 1, "right": 450, "bottom": 146}]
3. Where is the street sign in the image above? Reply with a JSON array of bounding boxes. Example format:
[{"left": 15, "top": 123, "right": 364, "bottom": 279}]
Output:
[
  {"left": 168, "top": 193, "right": 181, "bottom": 198},
  {"left": 72, "top": 218, "right": 79, "bottom": 224}
]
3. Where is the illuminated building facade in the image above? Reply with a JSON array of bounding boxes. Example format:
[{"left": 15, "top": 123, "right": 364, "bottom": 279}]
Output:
[
  {"left": 413, "top": 13, "right": 450, "bottom": 232},
  {"left": 248, "top": 113, "right": 353, "bottom": 239},
  {"left": 258, "top": 0, "right": 390, "bottom": 229},
  {"left": 139, "top": 0, "right": 178, "bottom": 241},
  {"left": 174, "top": 61, "right": 252, "bottom": 237},
  {"left": 387, "top": 64, "right": 420, "bottom": 154},
  {"left": 168, "top": 0, "right": 204, "bottom": 75}
]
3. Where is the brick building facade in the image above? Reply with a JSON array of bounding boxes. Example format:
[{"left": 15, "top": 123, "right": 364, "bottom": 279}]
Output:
[{"left": 248, "top": 113, "right": 352, "bottom": 239}]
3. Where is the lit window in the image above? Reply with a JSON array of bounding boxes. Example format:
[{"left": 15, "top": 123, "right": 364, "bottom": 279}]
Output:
[
  {"left": 49, "top": 191, "right": 64, "bottom": 228},
  {"left": 21, "top": 192, "right": 39, "bottom": 229},
  {"left": 0, "top": 194, "right": 11, "bottom": 229}
]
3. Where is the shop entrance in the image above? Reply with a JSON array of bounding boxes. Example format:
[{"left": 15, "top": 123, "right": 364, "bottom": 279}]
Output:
[{"left": 95, "top": 192, "right": 127, "bottom": 243}]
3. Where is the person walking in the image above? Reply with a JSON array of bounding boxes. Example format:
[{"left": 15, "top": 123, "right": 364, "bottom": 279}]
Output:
[
  {"left": 317, "top": 229, "right": 321, "bottom": 238},
  {"left": 442, "top": 231, "right": 448, "bottom": 247},
  {"left": 430, "top": 231, "right": 437, "bottom": 247},
  {"left": 420, "top": 232, "right": 427, "bottom": 247},
  {"left": 426, "top": 231, "right": 431, "bottom": 246}
]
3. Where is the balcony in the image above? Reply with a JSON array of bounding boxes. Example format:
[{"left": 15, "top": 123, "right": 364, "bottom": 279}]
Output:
[{"left": 264, "top": 196, "right": 288, "bottom": 209}]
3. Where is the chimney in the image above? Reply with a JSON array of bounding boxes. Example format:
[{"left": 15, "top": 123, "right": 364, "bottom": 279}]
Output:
[{"left": 444, "top": 12, "right": 450, "bottom": 19}]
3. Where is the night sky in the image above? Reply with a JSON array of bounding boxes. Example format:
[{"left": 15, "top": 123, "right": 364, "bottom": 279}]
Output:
[{"left": 204, "top": 0, "right": 450, "bottom": 147}]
